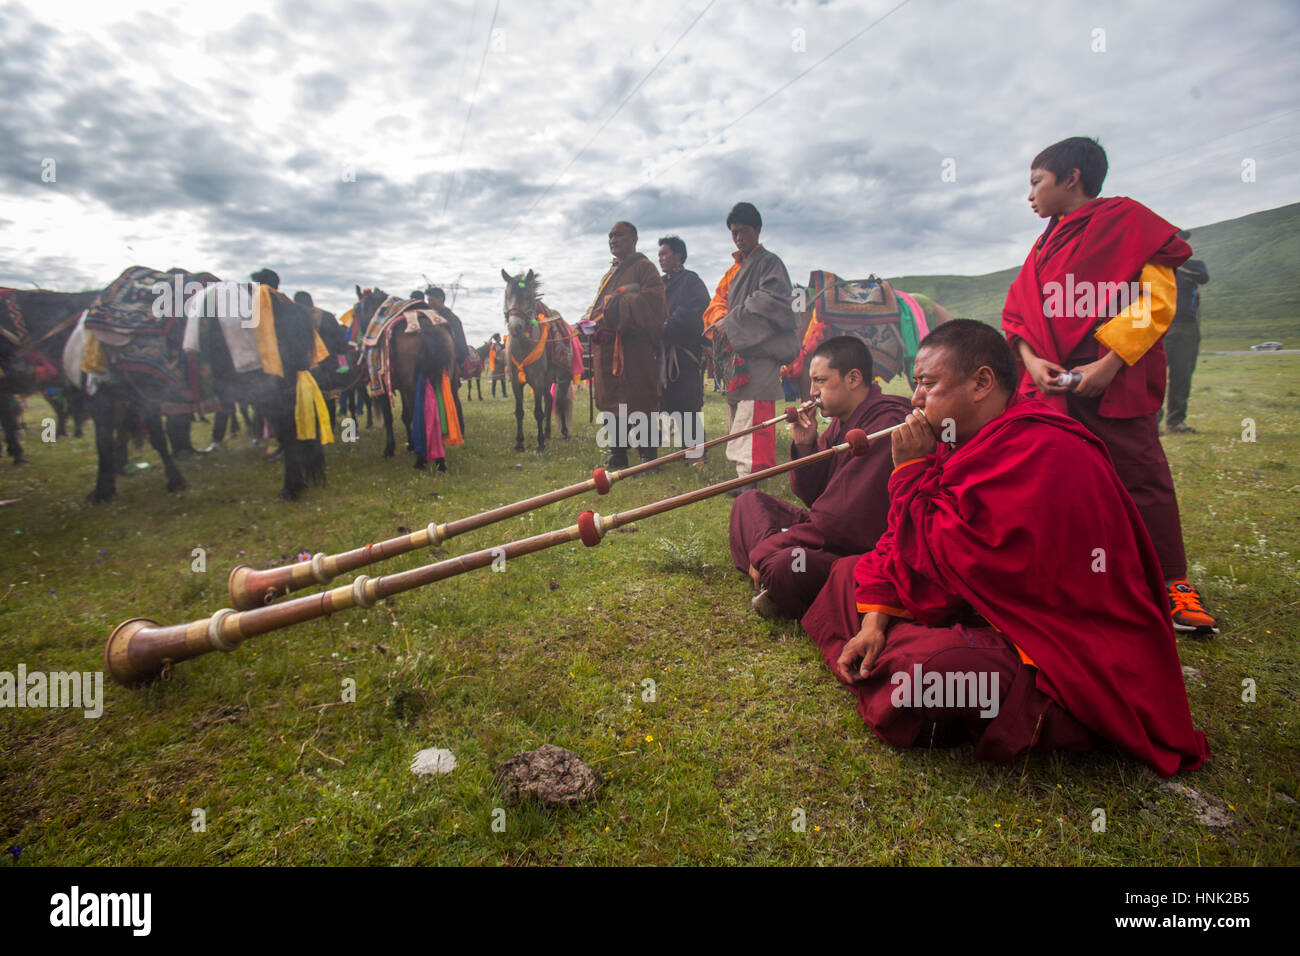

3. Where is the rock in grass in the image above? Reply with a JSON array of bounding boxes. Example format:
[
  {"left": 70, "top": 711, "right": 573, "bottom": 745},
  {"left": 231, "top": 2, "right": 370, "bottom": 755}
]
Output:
[
  {"left": 410, "top": 747, "right": 457, "bottom": 776},
  {"left": 1159, "top": 780, "right": 1233, "bottom": 828},
  {"left": 494, "top": 744, "right": 598, "bottom": 808}
]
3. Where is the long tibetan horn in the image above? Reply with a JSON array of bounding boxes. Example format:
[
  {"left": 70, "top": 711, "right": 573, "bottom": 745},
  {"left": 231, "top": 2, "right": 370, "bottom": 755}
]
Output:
[
  {"left": 227, "top": 398, "right": 823, "bottom": 609},
  {"left": 107, "top": 424, "right": 885, "bottom": 686}
]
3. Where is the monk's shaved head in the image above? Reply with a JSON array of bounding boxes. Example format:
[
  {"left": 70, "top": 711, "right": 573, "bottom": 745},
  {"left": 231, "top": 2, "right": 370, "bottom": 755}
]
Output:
[
  {"left": 918, "top": 320, "right": 1016, "bottom": 395},
  {"left": 812, "top": 335, "right": 873, "bottom": 383}
]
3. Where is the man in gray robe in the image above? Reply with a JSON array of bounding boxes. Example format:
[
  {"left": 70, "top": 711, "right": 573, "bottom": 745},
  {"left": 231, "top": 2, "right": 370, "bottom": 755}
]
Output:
[{"left": 703, "top": 202, "right": 799, "bottom": 484}]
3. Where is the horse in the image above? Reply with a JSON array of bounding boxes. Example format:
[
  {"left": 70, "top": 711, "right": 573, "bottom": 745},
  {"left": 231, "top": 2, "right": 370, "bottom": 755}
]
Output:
[
  {"left": 501, "top": 269, "right": 573, "bottom": 452},
  {"left": 785, "top": 272, "right": 955, "bottom": 400},
  {"left": 79, "top": 270, "right": 331, "bottom": 502},
  {"left": 0, "top": 287, "right": 101, "bottom": 463},
  {"left": 353, "top": 286, "right": 458, "bottom": 471},
  {"left": 463, "top": 341, "right": 488, "bottom": 401}
]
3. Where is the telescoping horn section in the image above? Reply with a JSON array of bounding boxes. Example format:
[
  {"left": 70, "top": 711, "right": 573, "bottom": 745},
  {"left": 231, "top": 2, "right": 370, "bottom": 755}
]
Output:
[
  {"left": 105, "top": 417, "right": 883, "bottom": 687},
  {"left": 224, "top": 398, "right": 824, "bottom": 610}
]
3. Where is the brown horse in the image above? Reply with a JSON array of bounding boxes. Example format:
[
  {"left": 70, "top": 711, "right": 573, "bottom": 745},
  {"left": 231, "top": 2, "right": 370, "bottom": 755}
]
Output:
[
  {"left": 353, "top": 286, "right": 458, "bottom": 471},
  {"left": 0, "top": 287, "right": 101, "bottom": 463},
  {"left": 501, "top": 269, "right": 573, "bottom": 452}
]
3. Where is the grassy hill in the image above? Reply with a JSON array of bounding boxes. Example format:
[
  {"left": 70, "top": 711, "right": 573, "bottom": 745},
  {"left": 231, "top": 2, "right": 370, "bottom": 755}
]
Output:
[{"left": 888, "top": 202, "right": 1300, "bottom": 351}]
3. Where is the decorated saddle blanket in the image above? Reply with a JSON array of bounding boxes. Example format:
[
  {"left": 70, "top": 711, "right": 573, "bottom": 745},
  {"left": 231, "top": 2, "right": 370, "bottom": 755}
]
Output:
[
  {"left": 81, "top": 266, "right": 220, "bottom": 410},
  {"left": 361, "top": 297, "right": 449, "bottom": 399},
  {"left": 786, "top": 271, "right": 926, "bottom": 384}
]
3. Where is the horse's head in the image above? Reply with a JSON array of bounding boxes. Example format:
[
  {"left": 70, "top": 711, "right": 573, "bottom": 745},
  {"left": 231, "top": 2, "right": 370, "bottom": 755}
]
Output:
[
  {"left": 353, "top": 284, "right": 388, "bottom": 328},
  {"left": 501, "top": 268, "right": 540, "bottom": 340}
]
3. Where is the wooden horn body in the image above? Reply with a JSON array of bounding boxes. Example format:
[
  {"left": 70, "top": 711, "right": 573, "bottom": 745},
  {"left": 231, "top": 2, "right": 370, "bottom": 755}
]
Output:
[
  {"left": 109, "top": 422, "right": 882, "bottom": 686},
  {"left": 227, "top": 398, "right": 823, "bottom": 610}
]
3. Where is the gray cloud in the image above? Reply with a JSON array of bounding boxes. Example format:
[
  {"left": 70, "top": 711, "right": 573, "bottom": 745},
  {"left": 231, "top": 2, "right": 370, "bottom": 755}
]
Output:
[{"left": 0, "top": 0, "right": 1295, "bottom": 328}]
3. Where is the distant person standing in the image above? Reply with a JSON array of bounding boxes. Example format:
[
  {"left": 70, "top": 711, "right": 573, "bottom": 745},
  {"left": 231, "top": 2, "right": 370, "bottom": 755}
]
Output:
[
  {"left": 658, "top": 235, "right": 709, "bottom": 456},
  {"left": 703, "top": 202, "right": 799, "bottom": 486},
  {"left": 1163, "top": 230, "right": 1209, "bottom": 434},
  {"left": 586, "top": 221, "right": 668, "bottom": 468}
]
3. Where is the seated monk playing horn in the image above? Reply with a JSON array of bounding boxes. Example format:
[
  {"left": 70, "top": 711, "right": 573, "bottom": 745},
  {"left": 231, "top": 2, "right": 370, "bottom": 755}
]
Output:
[
  {"left": 730, "top": 335, "right": 909, "bottom": 620},
  {"left": 800, "top": 320, "right": 1209, "bottom": 777}
]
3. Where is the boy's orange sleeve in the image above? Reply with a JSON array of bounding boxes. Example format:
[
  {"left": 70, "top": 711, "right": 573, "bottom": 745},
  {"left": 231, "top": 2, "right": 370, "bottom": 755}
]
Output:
[
  {"left": 1094, "top": 263, "right": 1177, "bottom": 365},
  {"left": 702, "top": 262, "right": 740, "bottom": 337}
]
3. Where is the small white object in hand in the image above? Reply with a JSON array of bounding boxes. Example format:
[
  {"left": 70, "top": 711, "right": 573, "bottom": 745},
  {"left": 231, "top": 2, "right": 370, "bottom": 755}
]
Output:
[{"left": 410, "top": 747, "right": 457, "bottom": 776}]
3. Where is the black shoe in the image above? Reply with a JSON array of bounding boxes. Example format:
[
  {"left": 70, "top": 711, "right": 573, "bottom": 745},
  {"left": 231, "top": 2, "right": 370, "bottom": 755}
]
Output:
[
  {"left": 603, "top": 452, "right": 629, "bottom": 470},
  {"left": 1169, "top": 423, "right": 1197, "bottom": 434}
]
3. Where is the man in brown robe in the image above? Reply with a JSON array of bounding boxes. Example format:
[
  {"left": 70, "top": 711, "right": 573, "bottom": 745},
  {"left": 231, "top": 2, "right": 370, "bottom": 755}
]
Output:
[
  {"left": 586, "top": 221, "right": 669, "bottom": 468},
  {"left": 730, "top": 336, "right": 910, "bottom": 619}
]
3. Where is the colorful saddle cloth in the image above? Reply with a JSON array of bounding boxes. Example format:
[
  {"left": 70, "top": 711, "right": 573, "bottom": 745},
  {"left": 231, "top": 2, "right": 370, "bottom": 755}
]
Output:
[
  {"left": 787, "top": 270, "right": 926, "bottom": 383},
  {"left": 82, "top": 266, "right": 220, "bottom": 411},
  {"left": 361, "top": 297, "right": 449, "bottom": 399}
]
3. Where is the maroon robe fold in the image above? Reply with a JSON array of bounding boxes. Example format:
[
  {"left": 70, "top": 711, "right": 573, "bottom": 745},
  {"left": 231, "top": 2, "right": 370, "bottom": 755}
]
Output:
[
  {"left": 729, "top": 386, "right": 910, "bottom": 617},
  {"left": 1002, "top": 196, "right": 1190, "bottom": 419},
  {"left": 806, "top": 396, "right": 1208, "bottom": 777}
]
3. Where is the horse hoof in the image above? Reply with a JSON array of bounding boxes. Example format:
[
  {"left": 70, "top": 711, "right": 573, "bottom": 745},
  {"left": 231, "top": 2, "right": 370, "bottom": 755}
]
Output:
[
  {"left": 167, "top": 479, "right": 187, "bottom": 493},
  {"left": 384, "top": 447, "right": 395, "bottom": 458},
  {"left": 86, "top": 489, "right": 114, "bottom": 505},
  {"left": 13, "top": 457, "right": 29, "bottom": 466},
  {"left": 514, "top": 444, "right": 524, "bottom": 453},
  {"left": 277, "top": 487, "right": 303, "bottom": 502}
]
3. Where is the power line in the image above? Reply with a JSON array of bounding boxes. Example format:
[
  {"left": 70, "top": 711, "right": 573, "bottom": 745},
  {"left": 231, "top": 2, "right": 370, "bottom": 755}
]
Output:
[
  {"left": 432, "top": 0, "right": 502, "bottom": 249},
  {"left": 524, "top": 0, "right": 717, "bottom": 216}
]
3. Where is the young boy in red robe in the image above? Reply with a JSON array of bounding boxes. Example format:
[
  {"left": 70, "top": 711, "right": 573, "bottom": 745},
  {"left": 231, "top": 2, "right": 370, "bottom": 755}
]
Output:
[
  {"left": 801, "top": 321, "right": 1209, "bottom": 777},
  {"left": 1001, "top": 136, "right": 1217, "bottom": 634}
]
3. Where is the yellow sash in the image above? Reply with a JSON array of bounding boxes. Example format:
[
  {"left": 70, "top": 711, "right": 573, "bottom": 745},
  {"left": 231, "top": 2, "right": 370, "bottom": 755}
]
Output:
[
  {"left": 253, "top": 284, "right": 284, "bottom": 378},
  {"left": 294, "top": 370, "right": 334, "bottom": 444}
]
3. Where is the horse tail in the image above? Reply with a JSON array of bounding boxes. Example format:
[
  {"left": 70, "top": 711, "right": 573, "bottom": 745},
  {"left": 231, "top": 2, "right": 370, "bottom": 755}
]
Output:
[{"left": 417, "top": 320, "right": 455, "bottom": 387}]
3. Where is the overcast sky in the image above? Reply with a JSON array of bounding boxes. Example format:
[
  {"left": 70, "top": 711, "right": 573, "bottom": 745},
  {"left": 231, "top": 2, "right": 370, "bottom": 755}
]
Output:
[{"left": 2, "top": 0, "right": 1297, "bottom": 343}]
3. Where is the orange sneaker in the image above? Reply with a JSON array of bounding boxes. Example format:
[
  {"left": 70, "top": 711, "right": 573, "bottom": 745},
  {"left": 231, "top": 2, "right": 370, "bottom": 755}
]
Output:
[{"left": 1168, "top": 580, "right": 1219, "bottom": 634}]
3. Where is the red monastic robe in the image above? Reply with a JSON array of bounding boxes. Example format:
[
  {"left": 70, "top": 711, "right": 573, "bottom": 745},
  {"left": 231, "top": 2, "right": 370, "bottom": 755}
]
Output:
[
  {"left": 1002, "top": 197, "right": 1190, "bottom": 419},
  {"left": 834, "top": 397, "right": 1208, "bottom": 777}
]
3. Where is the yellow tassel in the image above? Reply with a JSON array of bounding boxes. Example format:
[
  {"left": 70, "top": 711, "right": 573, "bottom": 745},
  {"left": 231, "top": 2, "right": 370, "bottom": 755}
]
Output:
[{"left": 295, "top": 370, "right": 334, "bottom": 444}]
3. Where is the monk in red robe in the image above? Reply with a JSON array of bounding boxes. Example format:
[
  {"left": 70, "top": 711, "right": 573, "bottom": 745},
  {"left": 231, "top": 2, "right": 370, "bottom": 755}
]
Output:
[
  {"left": 801, "top": 320, "right": 1209, "bottom": 777},
  {"left": 1001, "top": 136, "right": 1216, "bottom": 634},
  {"left": 730, "top": 336, "right": 909, "bottom": 619}
]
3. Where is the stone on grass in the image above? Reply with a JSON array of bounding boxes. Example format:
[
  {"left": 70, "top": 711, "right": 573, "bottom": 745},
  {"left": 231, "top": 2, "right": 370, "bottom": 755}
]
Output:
[
  {"left": 1159, "top": 780, "right": 1233, "bottom": 828},
  {"left": 494, "top": 744, "right": 598, "bottom": 808},
  {"left": 410, "top": 747, "right": 457, "bottom": 776}
]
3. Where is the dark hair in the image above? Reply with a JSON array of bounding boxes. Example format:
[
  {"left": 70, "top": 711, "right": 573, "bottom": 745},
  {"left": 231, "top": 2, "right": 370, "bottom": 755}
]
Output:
[
  {"left": 811, "top": 335, "right": 873, "bottom": 384},
  {"left": 658, "top": 235, "right": 687, "bottom": 263},
  {"left": 293, "top": 291, "right": 313, "bottom": 307},
  {"left": 408, "top": 290, "right": 425, "bottom": 301},
  {"left": 426, "top": 287, "right": 445, "bottom": 300},
  {"left": 250, "top": 268, "right": 280, "bottom": 289},
  {"left": 725, "top": 202, "right": 762, "bottom": 230},
  {"left": 917, "top": 319, "right": 1016, "bottom": 394},
  {"left": 1031, "top": 136, "right": 1108, "bottom": 198}
]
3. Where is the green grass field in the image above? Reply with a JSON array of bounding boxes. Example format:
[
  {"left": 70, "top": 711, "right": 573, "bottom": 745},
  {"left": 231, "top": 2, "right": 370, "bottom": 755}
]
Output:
[{"left": 1, "top": 356, "right": 1297, "bottom": 865}]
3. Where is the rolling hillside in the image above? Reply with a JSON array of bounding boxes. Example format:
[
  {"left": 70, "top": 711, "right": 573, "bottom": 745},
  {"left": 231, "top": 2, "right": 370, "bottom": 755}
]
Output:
[{"left": 888, "top": 201, "right": 1300, "bottom": 350}]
